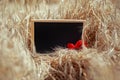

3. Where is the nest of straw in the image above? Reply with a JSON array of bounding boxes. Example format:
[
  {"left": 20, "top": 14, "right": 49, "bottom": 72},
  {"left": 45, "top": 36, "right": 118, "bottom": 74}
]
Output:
[{"left": 0, "top": 0, "right": 120, "bottom": 80}]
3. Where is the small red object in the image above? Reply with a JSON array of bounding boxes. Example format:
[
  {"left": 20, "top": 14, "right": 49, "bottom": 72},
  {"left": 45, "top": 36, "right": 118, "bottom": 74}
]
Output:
[
  {"left": 67, "top": 40, "right": 87, "bottom": 49},
  {"left": 67, "top": 43, "right": 75, "bottom": 49},
  {"left": 75, "top": 40, "right": 82, "bottom": 49}
]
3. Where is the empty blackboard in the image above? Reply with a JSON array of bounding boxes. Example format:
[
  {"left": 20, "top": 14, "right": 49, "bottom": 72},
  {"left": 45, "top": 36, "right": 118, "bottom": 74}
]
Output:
[{"left": 30, "top": 19, "right": 84, "bottom": 53}]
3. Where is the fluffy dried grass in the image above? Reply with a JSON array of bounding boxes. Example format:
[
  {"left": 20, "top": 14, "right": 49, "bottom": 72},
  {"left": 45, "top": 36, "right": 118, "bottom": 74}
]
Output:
[{"left": 0, "top": 0, "right": 120, "bottom": 80}]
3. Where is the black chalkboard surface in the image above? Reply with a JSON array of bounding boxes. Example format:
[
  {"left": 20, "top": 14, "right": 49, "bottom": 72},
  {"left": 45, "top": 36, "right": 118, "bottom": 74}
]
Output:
[{"left": 32, "top": 20, "right": 84, "bottom": 53}]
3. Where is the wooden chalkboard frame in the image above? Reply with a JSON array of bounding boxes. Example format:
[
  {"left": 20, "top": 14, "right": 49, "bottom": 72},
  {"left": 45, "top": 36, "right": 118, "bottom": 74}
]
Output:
[{"left": 29, "top": 19, "right": 85, "bottom": 53}]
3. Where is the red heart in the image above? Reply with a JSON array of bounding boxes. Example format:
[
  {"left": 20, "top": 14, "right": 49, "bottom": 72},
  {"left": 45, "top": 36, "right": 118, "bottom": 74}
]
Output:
[{"left": 67, "top": 40, "right": 87, "bottom": 49}]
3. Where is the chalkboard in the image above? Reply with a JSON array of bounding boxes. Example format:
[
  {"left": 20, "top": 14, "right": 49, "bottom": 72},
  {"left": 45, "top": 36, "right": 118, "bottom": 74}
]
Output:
[{"left": 30, "top": 20, "right": 84, "bottom": 53}]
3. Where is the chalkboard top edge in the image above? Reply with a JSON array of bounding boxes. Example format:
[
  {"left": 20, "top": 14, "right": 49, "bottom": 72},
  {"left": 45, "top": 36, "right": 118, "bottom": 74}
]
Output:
[{"left": 31, "top": 19, "right": 86, "bottom": 23}]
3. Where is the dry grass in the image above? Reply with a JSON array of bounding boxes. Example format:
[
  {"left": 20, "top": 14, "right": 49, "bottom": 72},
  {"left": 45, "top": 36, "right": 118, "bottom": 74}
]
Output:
[{"left": 0, "top": 0, "right": 120, "bottom": 80}]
